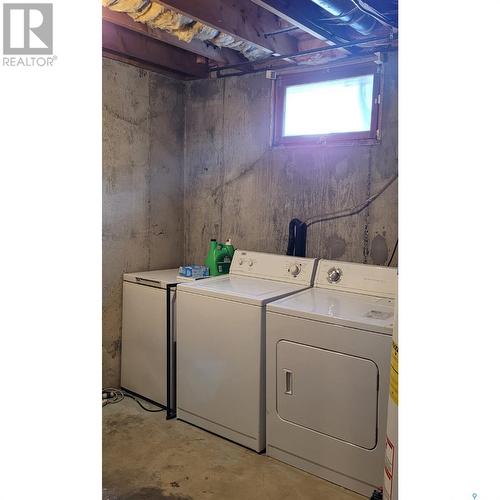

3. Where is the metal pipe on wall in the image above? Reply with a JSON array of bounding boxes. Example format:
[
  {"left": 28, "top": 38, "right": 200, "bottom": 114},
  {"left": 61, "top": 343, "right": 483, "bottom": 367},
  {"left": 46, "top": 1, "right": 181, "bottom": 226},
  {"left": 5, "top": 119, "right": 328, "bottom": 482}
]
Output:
[
  {"left": 213, "top": 48, "right": 395, "bottom": 78},
  {"left": 211, "top": 34, "right": 394, "bottom": 75}
]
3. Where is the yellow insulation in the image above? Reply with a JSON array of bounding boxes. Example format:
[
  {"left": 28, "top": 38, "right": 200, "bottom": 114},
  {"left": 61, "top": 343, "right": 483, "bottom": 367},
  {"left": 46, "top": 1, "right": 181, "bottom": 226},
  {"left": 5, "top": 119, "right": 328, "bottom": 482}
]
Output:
[
  {"left": 128, "top": 2, "right": 164, "bottom": 23},
  {"left": 108, "top": 0, "right": 147, "bottom": 13},
  {"left": 103, "top": 0, "right": 269, "bottom": 61},
  {"left": 210, "top": 33, "right": 268, "bottom": 60},
  {"left": 212, "top": 33, "right": 238, "bottom": 48},
  {"left": 128, "top": 3, "right": 151, "bottom": 20},
  {"left": 194, "top": 22, "right": 219, "bottom": 41},
  {"left": 241, "top": 43, "right": 268, "bottom": 61},
  {"left": 174, "top": 23, "right": 203, "bottom": 43},
  {"left": 148, "top": 10, "right": 192, "bottom": 31}
]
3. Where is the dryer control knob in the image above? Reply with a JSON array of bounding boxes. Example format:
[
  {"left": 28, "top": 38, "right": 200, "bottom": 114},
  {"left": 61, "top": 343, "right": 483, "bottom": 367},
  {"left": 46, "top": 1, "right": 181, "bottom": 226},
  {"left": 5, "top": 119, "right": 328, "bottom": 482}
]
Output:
[
  {"left": 289, "top": 264, "right": 301, "bottom": 277},
  {"left": 248, "top": 260, "right": 254, "bottom": 267},
  {"left": 238, "top": 259, "right": 244, "bottom": 265},
  {"left": 327, "top": 267, "right": 342, "bottom": 283}
]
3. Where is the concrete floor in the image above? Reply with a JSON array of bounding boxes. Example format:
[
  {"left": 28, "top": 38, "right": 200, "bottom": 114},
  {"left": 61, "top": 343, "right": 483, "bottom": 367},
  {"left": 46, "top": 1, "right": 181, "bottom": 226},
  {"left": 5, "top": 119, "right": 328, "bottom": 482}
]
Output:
[{"left": 103, "top": 398, "right": 365, "bottom": 500}]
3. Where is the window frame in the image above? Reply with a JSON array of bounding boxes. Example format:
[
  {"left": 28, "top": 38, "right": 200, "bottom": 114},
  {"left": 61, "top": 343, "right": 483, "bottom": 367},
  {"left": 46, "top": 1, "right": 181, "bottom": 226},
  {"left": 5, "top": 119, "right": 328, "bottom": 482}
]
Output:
[{"left": 272, "top": 62, "right": 382, "bottom": 147}]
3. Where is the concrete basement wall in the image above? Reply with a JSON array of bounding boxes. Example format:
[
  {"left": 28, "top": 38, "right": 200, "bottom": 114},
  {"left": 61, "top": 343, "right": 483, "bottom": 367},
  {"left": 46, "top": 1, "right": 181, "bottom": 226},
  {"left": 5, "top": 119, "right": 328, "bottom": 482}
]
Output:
[
  {"left": 102, "top": 52, "right": 397, "bottom": 387},
  {"left": 103, "top": 58, "right": 185, "bottom": 387},
  {"left": 184, "top": 52, "right": 398, "bottom": 267}
]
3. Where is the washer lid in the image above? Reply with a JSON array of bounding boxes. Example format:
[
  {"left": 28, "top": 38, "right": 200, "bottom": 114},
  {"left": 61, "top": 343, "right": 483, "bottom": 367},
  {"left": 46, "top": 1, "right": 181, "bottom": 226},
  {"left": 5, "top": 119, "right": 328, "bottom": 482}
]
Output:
[
  {"left": 177, "top": 275, "right": 311, "bottom": 306},
  {"left": 123, "top": 269, "right": 179, "bottom": 289},
  {"left": 267, "top": 287, "right": 395, "bottom": 334}
]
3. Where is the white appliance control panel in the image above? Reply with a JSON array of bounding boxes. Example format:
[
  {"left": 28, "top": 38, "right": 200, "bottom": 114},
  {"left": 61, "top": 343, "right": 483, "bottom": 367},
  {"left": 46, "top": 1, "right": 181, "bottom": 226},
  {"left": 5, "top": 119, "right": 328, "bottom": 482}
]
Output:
[
  {"left": 230, "top": 250, "right": 317, "bottom": 285},
  {"left": 314, "top": 259, "right": 397, "bottom": 298}
]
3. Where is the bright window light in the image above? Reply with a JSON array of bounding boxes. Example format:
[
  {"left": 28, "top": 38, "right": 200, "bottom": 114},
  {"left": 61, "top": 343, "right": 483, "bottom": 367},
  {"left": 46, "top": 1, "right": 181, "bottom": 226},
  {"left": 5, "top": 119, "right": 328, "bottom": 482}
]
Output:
[{"left": 283, "top": 74, "right": 375, "bottom": 137}]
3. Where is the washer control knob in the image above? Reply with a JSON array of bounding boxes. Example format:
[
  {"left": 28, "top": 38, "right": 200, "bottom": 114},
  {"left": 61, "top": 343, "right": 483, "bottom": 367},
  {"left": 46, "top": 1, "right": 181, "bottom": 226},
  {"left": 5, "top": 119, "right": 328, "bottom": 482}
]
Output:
[
  {"left": 327, "top": 267, "right": 342, "bottom": 283},
  {"left": 248, "top": 260, "right": 254, "bottom": 267},
  {"left": 289, "top": 264, "right": 301, "bottom": 277}
]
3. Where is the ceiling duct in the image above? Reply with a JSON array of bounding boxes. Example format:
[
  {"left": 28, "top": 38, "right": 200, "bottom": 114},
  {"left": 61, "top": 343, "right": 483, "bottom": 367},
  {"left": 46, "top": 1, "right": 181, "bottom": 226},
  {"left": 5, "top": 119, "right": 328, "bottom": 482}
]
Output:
[{"left": 309, "top": 0, "right": 380, "bottom": 35}]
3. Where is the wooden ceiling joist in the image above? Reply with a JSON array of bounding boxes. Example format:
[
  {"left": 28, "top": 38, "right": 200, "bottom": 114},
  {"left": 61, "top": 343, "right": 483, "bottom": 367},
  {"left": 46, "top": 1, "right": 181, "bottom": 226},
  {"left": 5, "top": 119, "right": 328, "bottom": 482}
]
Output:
[
  {"left": 102, "top": 7, "right": 242, "bottom": 65},
  {"left": 154, "top": 0, "right": 298, "bottom": 56},
  {"left": 102, "top": 21, "right": 208, "bottom": 78}
]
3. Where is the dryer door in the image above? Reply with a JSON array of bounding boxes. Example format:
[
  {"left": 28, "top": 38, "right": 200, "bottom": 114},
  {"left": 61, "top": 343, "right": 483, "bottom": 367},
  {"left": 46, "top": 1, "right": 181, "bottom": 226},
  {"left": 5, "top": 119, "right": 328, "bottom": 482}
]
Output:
[{"left": 276, "top": 340, "right": 379, "bottom": 449}]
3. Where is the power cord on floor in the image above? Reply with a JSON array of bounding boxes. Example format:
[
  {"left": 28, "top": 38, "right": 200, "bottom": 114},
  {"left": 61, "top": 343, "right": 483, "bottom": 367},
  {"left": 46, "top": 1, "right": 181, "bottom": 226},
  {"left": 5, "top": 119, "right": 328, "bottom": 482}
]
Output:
[
  {"left": 102, "top": 387, "right": 124, "bottom": 406},
  {"left": 102, "top": 387, "right": 164, "bottom": 413}
]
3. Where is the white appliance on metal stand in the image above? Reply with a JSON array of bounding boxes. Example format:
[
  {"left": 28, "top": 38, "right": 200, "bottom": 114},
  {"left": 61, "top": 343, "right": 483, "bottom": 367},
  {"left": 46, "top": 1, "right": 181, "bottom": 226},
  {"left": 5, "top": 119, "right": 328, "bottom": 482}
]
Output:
[
  {"left": 266, "top": 259, "right": 397, "bottom": 496},
  {"left": 176, "top": 250, "right": 317, "bottom": 452},
  {"left": 121, "top": 269, "right": 179, "bottom": 418}
]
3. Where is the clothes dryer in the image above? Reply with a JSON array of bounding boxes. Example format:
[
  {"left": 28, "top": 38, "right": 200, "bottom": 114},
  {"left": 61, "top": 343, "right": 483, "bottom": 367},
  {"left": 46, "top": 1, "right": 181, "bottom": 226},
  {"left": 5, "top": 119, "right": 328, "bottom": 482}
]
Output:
[{"left": 266, "top": 260, "right": 397, "bottom": 495}]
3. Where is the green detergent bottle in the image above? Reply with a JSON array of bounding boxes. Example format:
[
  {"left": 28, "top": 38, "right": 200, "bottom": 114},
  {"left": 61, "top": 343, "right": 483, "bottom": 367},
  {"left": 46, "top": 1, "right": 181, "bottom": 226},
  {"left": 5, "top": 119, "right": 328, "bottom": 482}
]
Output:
[{"left": 205, "top": 239, "right": 235, "bottom": 276}]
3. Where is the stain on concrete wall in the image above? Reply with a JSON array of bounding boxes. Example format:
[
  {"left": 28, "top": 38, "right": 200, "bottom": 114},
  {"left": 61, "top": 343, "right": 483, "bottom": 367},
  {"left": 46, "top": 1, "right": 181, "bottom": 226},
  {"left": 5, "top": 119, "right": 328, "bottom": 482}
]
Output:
[
  {"left": 103, "top": 58, "right": 184, "bottom": 387},
  {"left": 184, "top": 52, "right": 398, "bottom": 267}
]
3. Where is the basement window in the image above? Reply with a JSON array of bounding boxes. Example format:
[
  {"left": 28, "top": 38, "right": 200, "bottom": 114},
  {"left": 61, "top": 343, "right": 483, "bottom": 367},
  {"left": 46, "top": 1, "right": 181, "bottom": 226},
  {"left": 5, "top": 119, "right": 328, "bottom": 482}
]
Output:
[{"left": 273, "top": 63, "right": 382, "bottom": 146}]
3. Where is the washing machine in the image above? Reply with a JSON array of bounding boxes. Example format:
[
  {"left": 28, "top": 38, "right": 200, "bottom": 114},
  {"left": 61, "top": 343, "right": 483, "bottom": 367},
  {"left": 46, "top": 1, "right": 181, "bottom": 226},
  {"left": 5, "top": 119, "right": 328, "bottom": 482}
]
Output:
[
  {"left": 266, "top": 259, "right": 397, "bottom": 496},
  {"left": 176, "top": 250, "right": 317, "bottom": 452}
]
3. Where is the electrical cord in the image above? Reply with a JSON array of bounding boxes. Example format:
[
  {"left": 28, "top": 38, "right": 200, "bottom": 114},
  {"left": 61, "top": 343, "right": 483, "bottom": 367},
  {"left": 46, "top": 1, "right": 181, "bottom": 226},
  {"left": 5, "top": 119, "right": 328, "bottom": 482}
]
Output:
[
  {"left": 124, "top": 394, "right": 164, "bottom": 413},
  {"left": 102, "top": 387, "right": 124, "bottom": 406},
  {"left": 287, "top": 174, "right": 397, "bottom": 257},
  {"left": 304, "top": 174, "right": 398, "bottom": 227},
  {"left": 387, "top": 239, "right": 398, "bottom": 266},
  {"left": 102, "top": 388, "right": 165, "bottom": 413}
]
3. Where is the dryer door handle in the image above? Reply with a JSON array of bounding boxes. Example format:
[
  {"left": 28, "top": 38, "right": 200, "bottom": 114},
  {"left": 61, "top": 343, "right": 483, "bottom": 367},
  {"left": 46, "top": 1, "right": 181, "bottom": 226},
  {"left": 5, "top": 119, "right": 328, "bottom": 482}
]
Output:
[{"left": 284, "top": 369, "right": 293, "bottom": 395}]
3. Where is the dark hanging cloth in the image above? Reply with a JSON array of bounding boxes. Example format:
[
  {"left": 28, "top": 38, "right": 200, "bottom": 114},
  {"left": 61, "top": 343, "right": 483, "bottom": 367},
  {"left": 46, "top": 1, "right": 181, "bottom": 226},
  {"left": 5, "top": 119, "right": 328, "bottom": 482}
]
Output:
[{"left": 286, "top": 218, "right": 307, "bottom": 257}]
